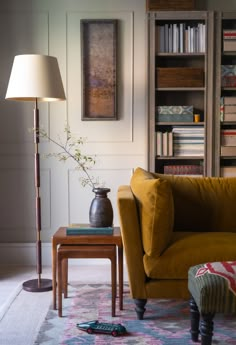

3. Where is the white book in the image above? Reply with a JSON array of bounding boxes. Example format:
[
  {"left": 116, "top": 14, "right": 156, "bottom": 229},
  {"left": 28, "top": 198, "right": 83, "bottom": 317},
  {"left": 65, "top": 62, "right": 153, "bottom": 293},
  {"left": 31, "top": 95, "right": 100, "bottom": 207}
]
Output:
[
  {"left": 159, "top": 25, "right": 165, "bottom": 53},
  {"left": 163, "top": 132, "right": 168, "bottom": 156},
  {"left": 168, "top": 132, "right": 173, "bottom": 156},
  {"left": 173, "top": 24, "right": 177, "bottom": 53},
  {"left": 168, "top": 24, "right": 173, "bottom": 53},
  {"left": 179, "top": 23, "right": 184, "bottom": 53},
  {"left": 202, "top": 24, "right": 206, "bottom": 53},
  {"left": 164, "top": 24, "right": 169, "bottom": 52},
  {"left": 156, "top": 132, "right": 163, "bottom": 156}
]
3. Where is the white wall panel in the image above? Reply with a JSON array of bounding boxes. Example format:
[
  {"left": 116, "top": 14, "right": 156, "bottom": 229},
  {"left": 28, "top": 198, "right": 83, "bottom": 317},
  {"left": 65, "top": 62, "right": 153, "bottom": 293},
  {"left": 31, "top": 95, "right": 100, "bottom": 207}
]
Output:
[{"left": 0, "top": 167, "right": 50, "bottom": 242}]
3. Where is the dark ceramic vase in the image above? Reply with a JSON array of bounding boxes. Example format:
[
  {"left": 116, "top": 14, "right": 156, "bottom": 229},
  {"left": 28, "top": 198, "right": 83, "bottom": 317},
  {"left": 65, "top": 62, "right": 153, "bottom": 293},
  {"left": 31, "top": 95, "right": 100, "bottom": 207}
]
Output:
[{"left": 89, "top": 187, "right": 113, "bottom": 227}]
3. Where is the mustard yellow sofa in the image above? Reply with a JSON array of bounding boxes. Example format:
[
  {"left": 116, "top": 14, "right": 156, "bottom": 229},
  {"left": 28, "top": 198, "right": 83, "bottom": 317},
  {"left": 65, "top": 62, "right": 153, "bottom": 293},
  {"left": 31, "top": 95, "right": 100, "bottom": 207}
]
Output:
[{"left": 117, "top": 167, "right": 236, "bottom": 319}]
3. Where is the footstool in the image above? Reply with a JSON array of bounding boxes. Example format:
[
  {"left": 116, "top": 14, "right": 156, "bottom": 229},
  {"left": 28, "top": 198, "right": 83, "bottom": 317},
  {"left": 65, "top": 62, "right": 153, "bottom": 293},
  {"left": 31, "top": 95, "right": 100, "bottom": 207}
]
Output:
[{"left": 188, "top": 261, "right": 236, "bottom": 345}]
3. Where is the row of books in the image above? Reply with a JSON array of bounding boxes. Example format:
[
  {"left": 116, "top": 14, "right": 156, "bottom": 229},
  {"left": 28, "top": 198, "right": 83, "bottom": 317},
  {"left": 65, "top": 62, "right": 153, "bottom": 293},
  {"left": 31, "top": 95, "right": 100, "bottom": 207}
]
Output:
[
  {"left": 223, "top": 30, "right": 236, "bottom": 52},
  {"left": 156, "top": 131, "right": 173, "bottom": 156},
  {"left": 157, "top": 23, "right": 206, "bottom": 53},
  {"left": 163, "top": 165, "right": 236, "bottom": 177},
  {"left": 164, "top": 164, "right": 203, "bottom": 175},
  {"left": 157, "top": 126, "right": 205, "bottom": 157},
  {"left": 220, "top": 97, "right": 236, "bottom": 122}
]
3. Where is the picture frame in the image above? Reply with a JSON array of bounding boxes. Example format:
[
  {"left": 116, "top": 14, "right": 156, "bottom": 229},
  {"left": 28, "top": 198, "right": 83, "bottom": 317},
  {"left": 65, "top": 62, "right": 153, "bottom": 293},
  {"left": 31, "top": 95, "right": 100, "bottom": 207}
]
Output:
[{"left": 81, "top": 19, "right": 118, "bottom": 121}]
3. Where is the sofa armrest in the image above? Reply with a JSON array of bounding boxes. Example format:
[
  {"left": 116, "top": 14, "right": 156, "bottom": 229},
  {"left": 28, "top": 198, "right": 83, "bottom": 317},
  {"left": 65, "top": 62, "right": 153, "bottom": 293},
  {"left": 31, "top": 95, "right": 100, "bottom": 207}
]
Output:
[{"left": 117, "top": 185, "right": 147, "bottom": 297}]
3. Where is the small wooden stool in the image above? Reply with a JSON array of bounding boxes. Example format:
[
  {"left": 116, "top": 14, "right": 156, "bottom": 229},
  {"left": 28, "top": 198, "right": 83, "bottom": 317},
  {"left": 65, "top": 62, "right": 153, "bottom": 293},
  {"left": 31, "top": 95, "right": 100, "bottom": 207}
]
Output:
[
  {"left": 57, "top": 244, "right": 120, "bottom": 317},
  {"left": 188, "top": 261, "right": 236, "bottom": 345}
]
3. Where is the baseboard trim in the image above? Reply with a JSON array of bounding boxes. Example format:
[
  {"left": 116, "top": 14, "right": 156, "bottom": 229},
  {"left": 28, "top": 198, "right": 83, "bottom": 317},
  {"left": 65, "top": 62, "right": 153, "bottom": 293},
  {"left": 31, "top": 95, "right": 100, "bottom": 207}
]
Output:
[{"left": 0, "top": 243, "right": 112, "bottom": 266}]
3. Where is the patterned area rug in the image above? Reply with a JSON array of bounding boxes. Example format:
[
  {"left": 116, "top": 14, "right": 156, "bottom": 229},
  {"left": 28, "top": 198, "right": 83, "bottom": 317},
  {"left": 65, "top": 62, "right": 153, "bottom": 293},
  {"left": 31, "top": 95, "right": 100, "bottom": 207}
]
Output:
[{"left": 34, "top": 284, "right": 236, "bottom": 345}]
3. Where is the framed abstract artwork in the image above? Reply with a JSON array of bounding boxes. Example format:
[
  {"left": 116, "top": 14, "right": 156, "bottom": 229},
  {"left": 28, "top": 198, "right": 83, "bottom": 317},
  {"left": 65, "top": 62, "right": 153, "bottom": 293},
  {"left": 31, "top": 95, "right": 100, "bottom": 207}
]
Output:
[{"left": 81, "top": 19, "right": 118, "bottom": 120}]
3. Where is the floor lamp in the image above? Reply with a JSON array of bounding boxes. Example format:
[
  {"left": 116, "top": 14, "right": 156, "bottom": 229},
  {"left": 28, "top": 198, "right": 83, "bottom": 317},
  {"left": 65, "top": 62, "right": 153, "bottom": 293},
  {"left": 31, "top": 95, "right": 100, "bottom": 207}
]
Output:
[{"left": 5, "top": 54, "right": 66, "bottom": 292}]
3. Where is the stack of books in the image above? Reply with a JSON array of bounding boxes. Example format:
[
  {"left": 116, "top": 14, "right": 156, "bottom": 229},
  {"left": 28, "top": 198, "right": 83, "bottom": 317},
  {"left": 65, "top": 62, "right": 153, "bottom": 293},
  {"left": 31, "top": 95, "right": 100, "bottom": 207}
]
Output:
[
  {"left": 172, "top": 126, "right": 205, "bottom": 156},
  {"left": 223, "top": 30, "right": 236, "bottom": 52},
  {"left": 66, "top": 224, "right": 114, "bottom": 235},
  {"left": 220, "top": 97, "right": 236, "bottom": 122},
  {"left": 221, "top": 129, "right": 236, "bottom": 157}
]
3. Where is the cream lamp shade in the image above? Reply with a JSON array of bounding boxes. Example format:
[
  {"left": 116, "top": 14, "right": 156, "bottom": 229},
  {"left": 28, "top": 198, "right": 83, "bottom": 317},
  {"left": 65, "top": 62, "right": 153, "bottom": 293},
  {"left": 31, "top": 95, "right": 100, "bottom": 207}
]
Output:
[{"left": 5, "top": 54, "right": 66, "bottom": 101}]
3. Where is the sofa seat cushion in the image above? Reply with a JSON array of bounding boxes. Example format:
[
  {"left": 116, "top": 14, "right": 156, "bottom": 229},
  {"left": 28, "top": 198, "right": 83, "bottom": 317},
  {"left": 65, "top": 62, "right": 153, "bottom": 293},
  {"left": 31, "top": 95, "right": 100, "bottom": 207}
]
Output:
[
  {"left": 144, "top": 232, "right": 236, "bottom": 279},
  {"left": 130, "top": 167, "right": 174, "bottom": 257}
]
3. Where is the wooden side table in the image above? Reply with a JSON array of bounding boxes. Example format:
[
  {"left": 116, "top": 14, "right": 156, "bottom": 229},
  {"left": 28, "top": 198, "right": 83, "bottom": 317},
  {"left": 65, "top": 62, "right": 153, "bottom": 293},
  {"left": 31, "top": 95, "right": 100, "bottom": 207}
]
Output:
[{"left": 51, "top": 227, "right": 123, "bottom": 316}]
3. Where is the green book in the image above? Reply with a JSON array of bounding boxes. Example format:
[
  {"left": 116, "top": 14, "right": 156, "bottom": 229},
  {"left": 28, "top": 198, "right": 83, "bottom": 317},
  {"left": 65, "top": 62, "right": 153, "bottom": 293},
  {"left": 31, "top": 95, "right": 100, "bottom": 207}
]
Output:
[{"left": 66, "top": 223, "right": 114, "bottom": 235}]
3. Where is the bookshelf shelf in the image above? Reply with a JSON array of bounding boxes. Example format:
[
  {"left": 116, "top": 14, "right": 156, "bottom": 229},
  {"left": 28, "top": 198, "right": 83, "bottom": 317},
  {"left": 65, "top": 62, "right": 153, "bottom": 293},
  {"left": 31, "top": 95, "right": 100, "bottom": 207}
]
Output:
[
  {"left": 157, "top": 53, "right": 205, "bottom": 57},
  {"left": 156, "top": 156, "right": 204, "bottom": 160},
  {"left": 156, "top": 121, "right": 204, "bottom": 125},
  {"left": 156, "top": 87, "right": 205, "bottom": 91},
  {"left": 215, "top": 11, "right": 236, "bottom": 177},
  {"left": 148, "top": 10, "right": 212, "bottom": 176}
]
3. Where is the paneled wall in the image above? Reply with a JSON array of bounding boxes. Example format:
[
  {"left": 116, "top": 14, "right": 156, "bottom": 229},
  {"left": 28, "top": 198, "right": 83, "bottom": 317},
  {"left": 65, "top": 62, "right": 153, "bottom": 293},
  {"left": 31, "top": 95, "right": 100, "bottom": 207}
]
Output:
[{"left": 0, "top": 0, "right": 147, "bottom": 264}]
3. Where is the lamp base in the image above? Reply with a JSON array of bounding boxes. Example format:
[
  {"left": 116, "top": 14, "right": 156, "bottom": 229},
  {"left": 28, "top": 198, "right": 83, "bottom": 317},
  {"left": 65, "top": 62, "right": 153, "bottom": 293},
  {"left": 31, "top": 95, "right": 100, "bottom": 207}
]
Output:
[{"left": 22, "top": 278, "right": 52, "bottom": 292}]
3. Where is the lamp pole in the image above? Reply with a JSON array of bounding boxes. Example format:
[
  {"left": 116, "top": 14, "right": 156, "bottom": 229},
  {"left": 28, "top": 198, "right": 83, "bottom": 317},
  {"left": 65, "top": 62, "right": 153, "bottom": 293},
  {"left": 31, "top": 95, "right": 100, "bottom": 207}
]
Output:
[{"left": 23, "top": 98, "right": 52, "bottom": 292}]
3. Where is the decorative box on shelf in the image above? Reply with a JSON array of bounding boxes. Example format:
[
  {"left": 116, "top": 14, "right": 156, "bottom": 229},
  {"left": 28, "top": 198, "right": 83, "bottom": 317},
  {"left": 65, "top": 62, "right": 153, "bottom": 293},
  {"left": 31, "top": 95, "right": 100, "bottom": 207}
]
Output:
[
  {"left": 156, "top": 105, "right": 194, "bottom": 122},
  {"left": 221, "top": 65, "right": 236, "bottom": 87},
  {"left": 156, "top": 68, "right": 204, "bottom": 88},
  {"left": 146, "top": 0, "right": 195, "bottom": 11}
]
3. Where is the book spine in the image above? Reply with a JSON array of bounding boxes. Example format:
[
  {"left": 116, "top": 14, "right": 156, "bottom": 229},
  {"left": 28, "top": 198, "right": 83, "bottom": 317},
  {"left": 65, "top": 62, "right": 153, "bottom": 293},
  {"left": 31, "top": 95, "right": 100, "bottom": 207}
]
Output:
[
  {"left": 222, "top": 96, "right": 236, "bottom": 105},
  {"left": 163, "top": 132, "right": 168, "bottom": 156},
  {"left": 221, "top": 146, "right": 236, "bottom": 156},
  {"left": 156, "top": 131, "right": 163, "bottom": 156},
  {"left": 224, "top": 40, "right": 236, "bottom": 52},
  {"left": 224, "top": 114, "right": 236, "bottom": 122},
  {"left": 168, "top": 132, "right": 173, "bottom": 156},
  {"left": 221, "top": 166, "right": 236, "bottom": 177},
  {"left": 224, "top": 104, "right": 236, "bottom": 113}
]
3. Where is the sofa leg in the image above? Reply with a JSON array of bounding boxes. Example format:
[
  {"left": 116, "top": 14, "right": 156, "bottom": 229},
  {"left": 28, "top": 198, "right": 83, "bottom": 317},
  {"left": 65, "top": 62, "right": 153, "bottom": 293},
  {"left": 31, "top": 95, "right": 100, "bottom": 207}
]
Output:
[
  {"left": 200, "top": 312, "right": 214, "bottom": 345},
  {"left": 134, "top": 299, "right": 147, "bottom": 320},
  {"left": 189, "top": 296, "right": 200, "bottom": 342}
]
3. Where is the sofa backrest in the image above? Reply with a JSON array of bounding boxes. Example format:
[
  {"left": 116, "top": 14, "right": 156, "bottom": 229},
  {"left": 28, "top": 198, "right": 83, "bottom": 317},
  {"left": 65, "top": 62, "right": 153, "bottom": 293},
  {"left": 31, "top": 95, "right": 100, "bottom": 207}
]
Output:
[{"left": 154, "top": 173, "right": 236, "bottom": 233}]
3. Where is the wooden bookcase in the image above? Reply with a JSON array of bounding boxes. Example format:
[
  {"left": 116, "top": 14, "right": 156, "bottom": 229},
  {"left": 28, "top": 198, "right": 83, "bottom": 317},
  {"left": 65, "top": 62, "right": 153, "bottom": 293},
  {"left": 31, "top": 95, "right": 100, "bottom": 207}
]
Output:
[
  {"left": 214, "top": 12, "right": 236, "bottom": 177},
  {"left": 147, "top": 11, "right": 214, "bottom": 176}
]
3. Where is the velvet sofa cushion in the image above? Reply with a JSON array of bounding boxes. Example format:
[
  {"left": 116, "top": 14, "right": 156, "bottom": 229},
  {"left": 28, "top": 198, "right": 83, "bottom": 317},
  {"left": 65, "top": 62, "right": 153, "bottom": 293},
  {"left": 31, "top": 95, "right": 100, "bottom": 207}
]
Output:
[
  {"left": 130, "top": 167, "right": 174, "bottom": 257},
  {"left": 144, "top": 231, "right": 236, "bottom": 279},
  {"left": 153, "top": 174, "right": 236, "bottom": 233}
]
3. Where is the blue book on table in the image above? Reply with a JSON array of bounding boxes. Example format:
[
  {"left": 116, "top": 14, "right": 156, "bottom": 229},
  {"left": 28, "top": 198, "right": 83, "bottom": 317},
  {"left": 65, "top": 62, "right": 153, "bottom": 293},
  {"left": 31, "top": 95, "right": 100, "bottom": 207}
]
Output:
[{"left": 66, "top": 223, "right": 114, "bottom": 235}]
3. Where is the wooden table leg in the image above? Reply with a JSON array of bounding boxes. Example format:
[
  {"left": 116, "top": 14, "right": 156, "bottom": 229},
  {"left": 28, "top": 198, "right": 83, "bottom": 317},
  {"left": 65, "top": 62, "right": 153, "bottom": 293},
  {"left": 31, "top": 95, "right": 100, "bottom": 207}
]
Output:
[
  {"left": 111, "top": 247, "right": 116, "bottom": 317},
  {"left": 57, "top": 252, "right": 63, "bottom": 317},
  {"left": 52, "top": 239, "right": 57, "bottom": 310},
  {"left": 118, "top": 245, "right": 123, "bottom": 310},
  {"left": 62, "top": 258, "right": 68, "bottom": 298}
]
